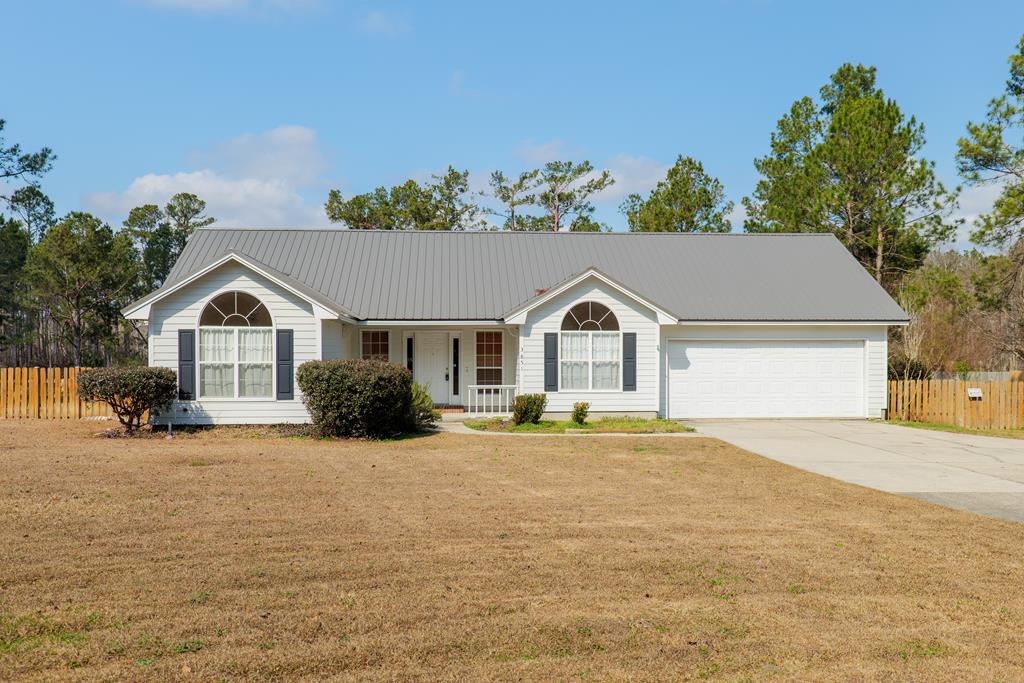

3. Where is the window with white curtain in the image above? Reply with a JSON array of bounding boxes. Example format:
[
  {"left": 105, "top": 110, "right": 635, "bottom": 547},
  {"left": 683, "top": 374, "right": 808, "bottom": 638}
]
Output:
[
  {"left": 560, "top": 302, "right": 620, "bottom": 391},
  {"left": 198, "top": 291, "right": 274, "bottom": 398}
]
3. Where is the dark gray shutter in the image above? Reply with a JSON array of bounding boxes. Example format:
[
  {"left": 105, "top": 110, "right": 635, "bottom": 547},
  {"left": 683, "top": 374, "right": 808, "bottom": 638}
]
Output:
[
  {"left": 544, "top": 333, "right": 558, "bottom": 392},
  {"left": 276, "top": 329, "right": 294, "bottom": 400},
  {"left": 622, "top": 332, "right": 637, "bottom": 391},
  {"left": 177, "top": 329, "right": 195, "bottom": 400}
]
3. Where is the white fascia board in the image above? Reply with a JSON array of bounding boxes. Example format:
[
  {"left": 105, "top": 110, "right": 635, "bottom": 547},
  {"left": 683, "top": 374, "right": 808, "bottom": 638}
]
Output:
[
  {"left": 504, "top": 269, "right": 677, "bottom": 325},
  {"left": 673, "top": 320, "right": 905, "bottom": 326},
  {"left": 124, "top": 303, "right": 153, "bottom": 320},
  {"left": 313, "top": 304, "right": 340, "bottom": 320},
  {"left": 357, "top": 320, "right": 507, "bottom": 327}
]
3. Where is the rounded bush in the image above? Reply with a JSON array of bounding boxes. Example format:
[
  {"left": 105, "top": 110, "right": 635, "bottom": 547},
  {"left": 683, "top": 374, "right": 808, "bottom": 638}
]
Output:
[
  {"left": 571, "top": 401, "right": 590, "bottom": 425},
  {"left": 512, "top": 393, "right": 548, "bottom": 425},
  {"left": 297, "top": 359, "right": 413, "bottom": 438},
  {"left": 77, "top": 367, "right": 178, "bottom": 433}
]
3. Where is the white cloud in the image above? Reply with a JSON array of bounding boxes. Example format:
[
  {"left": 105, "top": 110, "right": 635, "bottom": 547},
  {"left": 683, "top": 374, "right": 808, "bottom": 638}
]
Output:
[
  {"left": 84, "top": 125, "right": 331, "bottom": 228},
  {"left": 466, "top": 169, "right": 493, "bottom": 196},
  {"left": 514, "top": 140, "right": 584, "bottom": 165},
  {"left": 356, "top": 10, "right": 411, "bottom": 37},
  {"left": 725, "top": 202, "right": 746, "bottom": 231},
  {"left": 596, "top": 154, "right": 670, "bottom": 203},
  {"left": 190, "top": 124, "right": 328, "bottom": 187},
  {"left": 949, "top": 181, "right": 1003, "bottom": 251},
  {"left": 510, "top": 147, "right": 669, "bottom": 204},
  {"left": 85, "top": 171, "right": 326, "bottom": 228}
]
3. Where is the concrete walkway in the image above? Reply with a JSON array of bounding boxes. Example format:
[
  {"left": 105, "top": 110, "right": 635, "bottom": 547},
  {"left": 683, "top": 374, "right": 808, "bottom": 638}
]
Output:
[
  {"left": 689, "top": 419, "right": 1024, "bottom": 522},
  {"left": 438, "top": 421, "right": 702, "bottom": 437}
]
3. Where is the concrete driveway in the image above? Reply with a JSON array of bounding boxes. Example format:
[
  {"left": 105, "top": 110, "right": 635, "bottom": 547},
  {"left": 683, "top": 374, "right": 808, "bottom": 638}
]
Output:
[{"left": 689, "top": 419, "right": 1024, "bottom": 523}]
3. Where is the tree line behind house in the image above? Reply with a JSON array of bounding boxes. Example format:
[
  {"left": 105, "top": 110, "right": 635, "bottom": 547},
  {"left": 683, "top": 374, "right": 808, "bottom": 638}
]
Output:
[{"left": 3, "top": 36, "right": 1024, "bottom": 376}]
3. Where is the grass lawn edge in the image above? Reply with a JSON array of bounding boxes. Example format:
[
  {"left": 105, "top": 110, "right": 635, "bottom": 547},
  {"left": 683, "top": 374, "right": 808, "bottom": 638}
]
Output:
[
  {"left": 881, "top": 419, "right": 1024, "bottom": 440},
  {"left": 463, "top": 416, "right": 694, "bottom": 434}
]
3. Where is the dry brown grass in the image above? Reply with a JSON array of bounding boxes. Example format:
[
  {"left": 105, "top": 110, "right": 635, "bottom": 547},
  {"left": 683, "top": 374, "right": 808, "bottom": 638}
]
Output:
[{"left": 1, "top": 420, "right": 1023, "bottom": 682}]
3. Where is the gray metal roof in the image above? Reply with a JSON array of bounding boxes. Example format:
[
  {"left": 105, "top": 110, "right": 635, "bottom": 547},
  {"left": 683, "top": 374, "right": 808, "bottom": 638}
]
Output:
[{"left": 153, "top": 229, "right": 908, "bottom": 322}]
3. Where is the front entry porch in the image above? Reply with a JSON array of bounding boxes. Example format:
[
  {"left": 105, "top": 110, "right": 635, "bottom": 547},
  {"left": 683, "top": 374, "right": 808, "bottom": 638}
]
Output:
[
  {"left": 330, "top": 323, "right": 519, "bottom": 416},
  {"left": 410, "top": 329, "right": 516, "bottom": 416},
  {"left": 438, "top": 385, "right": 517, "bottom": 420}
]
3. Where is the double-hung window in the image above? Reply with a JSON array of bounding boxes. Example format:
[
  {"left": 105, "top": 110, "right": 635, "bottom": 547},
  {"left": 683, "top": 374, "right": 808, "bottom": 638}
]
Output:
[
  {"left": 361, "top": 331, "right": 389, "bottom": 361},
  {"left": 198, "top": 291, "right": 274, "bottom": 398},
  {"left": 559, "top": 302, "right": 620, "bottom": 391},
  {"left": 475, "top": 331, "right": 503, "bottom": 385}
]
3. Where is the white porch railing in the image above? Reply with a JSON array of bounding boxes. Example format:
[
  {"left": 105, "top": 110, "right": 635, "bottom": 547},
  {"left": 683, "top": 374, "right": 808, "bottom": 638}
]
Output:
[{"left": 466, "top": 384, "right": 517, "bottom": 415}]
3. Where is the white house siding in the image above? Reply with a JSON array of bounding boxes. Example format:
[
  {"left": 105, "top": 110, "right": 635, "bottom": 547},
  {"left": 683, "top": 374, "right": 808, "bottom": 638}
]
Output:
[
  {"left": 149, "top": 261, "right": 319, "bottom": 424},
  {"left": 321, "top": 319, "right": 345, "bottom": 360},
  {"left": 519, "top": 278, "right": 661, "bottom": 415},
  {"left": 338, "top": 324, "right": 518, "bottom": 405},
  {"left": 658, "top": 325, "right": 888, "bottom": 418}
]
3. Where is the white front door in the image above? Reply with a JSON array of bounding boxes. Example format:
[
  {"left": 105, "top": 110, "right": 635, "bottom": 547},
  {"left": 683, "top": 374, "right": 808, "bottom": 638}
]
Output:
[
  {"left": 416, "top": 332, "right": 449, "bottom": 405},
  {"left": 668, "top": 339, "right": 865, "bottom": 418}
]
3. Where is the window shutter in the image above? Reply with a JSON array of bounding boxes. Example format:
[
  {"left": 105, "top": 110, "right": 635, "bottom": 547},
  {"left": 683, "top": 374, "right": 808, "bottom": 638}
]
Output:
[
  {"left": 177, "top": 329, "right": 195, "bottom": 400},
  {"left": 622, "top": 332, "right": 637, "bottom": 391},
  {"left": 544, "top": 333, "right": 558, "bottom": 392},
  {"left": 276, "top": 329, "right": 294, "bottom": 400}
]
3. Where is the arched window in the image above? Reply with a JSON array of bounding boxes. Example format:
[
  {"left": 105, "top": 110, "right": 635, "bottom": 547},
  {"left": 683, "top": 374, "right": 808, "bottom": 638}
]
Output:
[
  {"left": 198, "top": 291, "right": 273, "bottom": 399},
  {"left": 560, "top": 302, "right": 619, "bottom": 331},
  {"left": 199, "top": 291, "right": 272, "bottom": 327},
  {"left": 560, "top": 302, "right": 621, "bottom": 390}
]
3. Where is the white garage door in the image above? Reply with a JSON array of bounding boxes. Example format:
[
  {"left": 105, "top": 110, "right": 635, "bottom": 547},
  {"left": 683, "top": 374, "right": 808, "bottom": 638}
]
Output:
[{"left": 668, "top": 340, "right": 865, "bottom": 418}]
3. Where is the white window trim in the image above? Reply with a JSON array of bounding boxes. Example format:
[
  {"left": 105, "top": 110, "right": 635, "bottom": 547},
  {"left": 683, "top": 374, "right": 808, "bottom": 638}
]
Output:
[
  {"left": 194, "top": 290, "right": 277, "bottom": 401},
  {"left": 475, "top": 330, "right": 504, "bottom": 386},
  {"left": 197, "top": 326, "right": 276, "bottom": 401},
  {"left": 361, "top": 329, "right": 391, "bottom": 362},
  {"left": 559, "top": 330, "right": 623, "bottom": 392}
]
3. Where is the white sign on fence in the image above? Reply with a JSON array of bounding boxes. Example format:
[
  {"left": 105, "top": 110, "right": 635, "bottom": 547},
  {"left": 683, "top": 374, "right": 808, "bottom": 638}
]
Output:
[{"left": 967, "top": 387, "right": 983, "bottom": 400}]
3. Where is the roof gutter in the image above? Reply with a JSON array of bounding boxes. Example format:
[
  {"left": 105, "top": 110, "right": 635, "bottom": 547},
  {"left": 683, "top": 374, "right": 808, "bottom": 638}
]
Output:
[
  {"left": 357, "top": 319, "right": 507, "bottom": 327},
  {"left": 674, "top": 319, "right": 908, "bottom": 326}
]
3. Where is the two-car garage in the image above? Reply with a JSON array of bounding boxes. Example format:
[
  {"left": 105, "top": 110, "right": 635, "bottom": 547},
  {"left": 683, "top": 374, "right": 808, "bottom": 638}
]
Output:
[{"left": 666, "top": 339, "right": 866, "bottom": 419}]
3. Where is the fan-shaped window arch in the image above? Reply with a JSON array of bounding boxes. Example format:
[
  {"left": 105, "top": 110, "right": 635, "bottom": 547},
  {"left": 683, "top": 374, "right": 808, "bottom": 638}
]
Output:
[
  {"left": 200, "top": 291, "right": 272, "bottom": 327},
  {"left": 560, "top": 301, "right": 619, "bottom": 331},
  {"left": 197, "top": 291, "right": 273, "bottom": 399},
  {"left": 559, "top": 301, "right": 621, "bottom": 390}
]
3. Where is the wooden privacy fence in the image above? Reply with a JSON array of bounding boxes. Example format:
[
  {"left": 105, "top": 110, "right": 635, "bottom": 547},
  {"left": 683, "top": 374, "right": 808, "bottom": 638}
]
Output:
[
  {"left": 888, "top": 379, "right": 1024, "bottom": 430},
  {"left": 0, "top": 367, "right": 113, "bottom": 419}
]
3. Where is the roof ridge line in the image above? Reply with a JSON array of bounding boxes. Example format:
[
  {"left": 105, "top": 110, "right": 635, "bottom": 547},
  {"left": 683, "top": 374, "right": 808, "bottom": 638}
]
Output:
[{"left": 193, "top": 228, "right": 838, "bottom": 237}]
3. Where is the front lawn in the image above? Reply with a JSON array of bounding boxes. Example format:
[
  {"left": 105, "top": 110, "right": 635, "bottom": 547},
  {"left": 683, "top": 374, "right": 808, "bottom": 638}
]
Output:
[
  {"left": 465, "top": 416, "right": 692, "bottom": 434},
  {"left": 2, "top": 420, "right": 1024, "bottom": 680}
]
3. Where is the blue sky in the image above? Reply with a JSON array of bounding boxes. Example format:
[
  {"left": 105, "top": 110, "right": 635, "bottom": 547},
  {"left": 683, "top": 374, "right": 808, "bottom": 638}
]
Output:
[{"left": 5, "top": 0, "right": 1024, "bottom": 239}]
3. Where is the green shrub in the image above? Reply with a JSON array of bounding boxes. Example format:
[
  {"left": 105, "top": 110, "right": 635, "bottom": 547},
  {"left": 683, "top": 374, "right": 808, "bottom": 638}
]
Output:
[
  {"left": 512, "top": 393, "right": 548, "bottom": 425},
  {"left": 571, "top": 401, "right": 590, "bottom": 425},
  {"left": 77, "top": 367, "right": 178, "bottom": 434},
  {"left": 297, "top": 360, "right": 413, "bottom": 438},
  {"left": 410, "top": 382, "right": 440, "bottom": 431}
]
